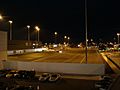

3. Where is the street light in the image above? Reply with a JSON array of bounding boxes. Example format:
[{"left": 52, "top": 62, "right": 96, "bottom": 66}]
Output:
[
  {"left": 54, "top": 32, "right": 57, "bottom": 44},
  {"left": 0, "top": 14, "right": 3, "bottom": 20},
  {"left": 117, "top": 33, "right": 120, "bottom": 44},
  {"left": 27, "top": 25, "right": 30, "bottom": 41},
  {"left": 9, "top": 20, "right": 13, "bottom": 40},
  {"left": 64, "top": 36, "right": 67, "bottom": 39},
  {"left": 35, "top": 26, "right": 40, "bottom": 42}
]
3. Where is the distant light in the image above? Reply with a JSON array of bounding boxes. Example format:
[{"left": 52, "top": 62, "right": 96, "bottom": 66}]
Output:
[
  {"left": 53, "top": 44, "right": 57, "bottom": 47},
  {"left": 54, "top": 32, "right": 57, "bottom": 35},
  {"left": 64, "top": 36, "right": 67, "bottom": 39},
  {"left": 59, "top": 50, "right": 62, "bottom": 53},
  {"left": 36, "top": 43, "right": 38, "bottom": 46},
  {"left": 33, "top": 43, "right": 35, "bottom": 46},
  {"left": 68, "top": 37, "right": 70, "bottom": 40},
  {"left": 0, "top": 14, "right": 3, "bottom": 20},
  {"left": 42, "top": 47, "right": 48, "bottom": 51},
  {"left": 91, "top": 39, "right": 93, "bottom": 41},
  {"left": 9, "top": 20, "right": 13, "bottom": 24},
  {"left": 35, "top": 26, "right": 40, "bottom": 31},
  {"left": 27, "top": 25, "right": 30, "bottom": 28},
  {"left": 65, "top": 44, "right": 67, "bottom": 47},
  {"left": 78, "top": 44, "right": 80, "bottom": 47},
  {"left": 117, "top": 33, "right": 120, "bottom": 36},
  {"left": 35, "top": 48, "right": 42, "bottom": 52}
]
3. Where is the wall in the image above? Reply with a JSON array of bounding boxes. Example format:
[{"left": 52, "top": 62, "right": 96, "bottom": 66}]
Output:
[{"left": 3, "top": 61, "right": 105, "bottom": 75}]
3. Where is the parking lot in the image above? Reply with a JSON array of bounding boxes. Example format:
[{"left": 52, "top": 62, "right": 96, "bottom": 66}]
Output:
[
  {"left": 0, "top": 77, "right": 98, "bottom": 90},
  {"left": 0, "top": 69, "right": 101, "bottom": 90}
]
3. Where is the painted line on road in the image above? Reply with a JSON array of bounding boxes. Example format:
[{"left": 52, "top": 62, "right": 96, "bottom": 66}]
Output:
[
  {"left": 80, "top": 56, "right": 85, "bottom": 64},
  {"left": 101, "top": 53, "right": 120, "bottom": 74},
  {"left": 32, "top": 54, "right": 60, "bottom": 62}
]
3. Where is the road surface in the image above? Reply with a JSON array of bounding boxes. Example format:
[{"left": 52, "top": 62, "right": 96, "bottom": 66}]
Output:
[{"left": 8, "top": 48, "right": 104, "bottom": 64}]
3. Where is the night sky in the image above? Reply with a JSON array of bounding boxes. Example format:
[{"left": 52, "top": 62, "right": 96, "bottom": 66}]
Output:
[{"left": 0, "top": 0, "right": 120, "bottom": 44}]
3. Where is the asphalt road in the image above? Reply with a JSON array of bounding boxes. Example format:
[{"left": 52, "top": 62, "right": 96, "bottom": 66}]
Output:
[{"left": 8, "top": 48, "right": 104, "bottom": 64}]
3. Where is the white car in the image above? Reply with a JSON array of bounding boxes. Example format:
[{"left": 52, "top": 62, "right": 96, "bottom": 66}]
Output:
[{"left": 49, "top": 73, "right": 61, "bottom": 82}]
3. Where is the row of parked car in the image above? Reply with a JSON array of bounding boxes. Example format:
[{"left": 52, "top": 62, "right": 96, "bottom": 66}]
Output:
[
  {"left": 38, "top": 73, "right": 61, "bottom": 82},
  {"left": 0, "top": 69, "right": 61, "bottom": 82},
  {"left": 95, "top": 75, "right": 114, "bottom": 90},
  {"left": 0, "top": 69, "right": 35, "bottom": 79}
]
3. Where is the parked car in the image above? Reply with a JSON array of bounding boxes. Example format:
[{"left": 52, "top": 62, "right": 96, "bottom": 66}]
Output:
[
  {"left": 13, "top": 86, "right": 33, "bottom": 90},
  {"left": 0, "top": 69, "right": 11, "bottom": 77},
  {"left": 102, "top": 76, "right": 113, "bottom": 83},
  {"left": 95, "top": 76, "right": 113, "bottom": 90},
  {"left": 39, "top": 73, "right": 50, "bottom": 82},
  {"left": 15, "top": 70, "right": 35, "bottom": 79},
  {"left": 95, "top": 80, "right": 110, "bottom": 88},
  {"left": 49, "top": 73, "right": 61, "bottom": 82},
  {"left": 6, "top": 70, "right": 19, "bottom": 78}
]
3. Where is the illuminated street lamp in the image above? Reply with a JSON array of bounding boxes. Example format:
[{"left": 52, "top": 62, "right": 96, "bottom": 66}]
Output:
[
  {"left": 64, "top": 36, "right": 67, "bottom": 39},
  {"left": 35, "top": 26, "right": 40, "bottom": 42},
  {"left": 54, "top": 32, "right": 57, "bottom": 44},
  {"left": 9, "top": 20, "right": 13, "bottom": 40},
  {"left": 117, "top": 33, "right": 120, "bottom": 44},
  {"left": 0, "top": 14, "right": 3, "bottom": 20},
  {"left": 27, "top": 25, "right": 30, "bottom": 41}
]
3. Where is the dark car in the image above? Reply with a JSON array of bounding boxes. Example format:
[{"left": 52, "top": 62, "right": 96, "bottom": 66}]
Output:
[
  {"left": 13, "top": 86, "right": 34, "bottom": 90},
  {"left": 15, "top": 70, "right": 35, "bottom": 79},
  {"left": 0, "top": 69, "right": 11, "bottom": 77},
  {"left": 49, "top": 73, "right": 61, "bottom": 82},
  {"left": 6, "top": 70, "right": 19, "bottom": 78}
]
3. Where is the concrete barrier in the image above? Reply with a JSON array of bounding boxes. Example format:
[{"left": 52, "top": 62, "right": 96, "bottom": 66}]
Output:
[{"left": 2, "top": 61, "right": 105, "bottom": 75}]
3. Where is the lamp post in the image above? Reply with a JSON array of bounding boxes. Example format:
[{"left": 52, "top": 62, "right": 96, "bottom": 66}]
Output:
[
  {"left": 54, "top": 32, "right": 57, "bottom": 44},
  {"left": 9, "top": 20, "right": 13, "bottom": 40},
  {"left": 27, "top": 25, "right": 30, "bottom": 41},
  {"left": 85, "top": 0, "right": 88, "bottom": 64},
  {"left": 35, "top": 26, "right": 40, "bottom": 42},
  {"left": 117, "top": 33, "right": 120, "bottom": 44}
]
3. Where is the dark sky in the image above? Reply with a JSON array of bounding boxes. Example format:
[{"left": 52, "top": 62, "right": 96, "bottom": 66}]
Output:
[{"left": 0, "top": 0, "right": 120, "bottom": 44}]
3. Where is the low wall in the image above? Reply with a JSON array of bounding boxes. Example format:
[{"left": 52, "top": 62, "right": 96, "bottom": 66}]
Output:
[{"left": 2, "top": 61, "right": 105, "bottom": 75}]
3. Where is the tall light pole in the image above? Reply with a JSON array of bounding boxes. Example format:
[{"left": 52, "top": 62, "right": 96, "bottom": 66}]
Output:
[
  {"left": 9, "top": 20, "right": 13, "bottom": 40},
  {"left": 27, "top": 25, "right": 30, "bottom": 41},
  {"left": 54, "top": 32, "right": 57, "bottom": 44},
  {"left": 117, "top": 33, "right": 120, "bottom": 44},
  {"left": 35, "top": 26, "right": 40, "bottom": 42},
  {"left": 85, "top": 0, "right": 88, "bottom": 64}
]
